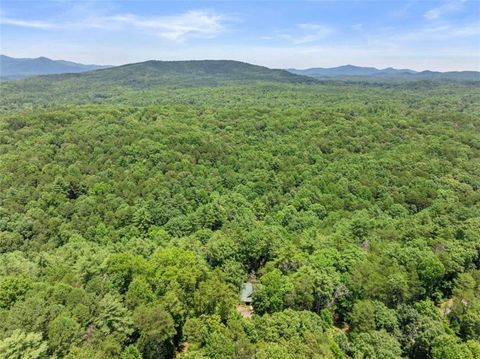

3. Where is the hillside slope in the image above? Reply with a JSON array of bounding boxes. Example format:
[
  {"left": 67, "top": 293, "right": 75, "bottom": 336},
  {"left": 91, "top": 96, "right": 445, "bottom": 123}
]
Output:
[{"left": 36, "top": 59, "right": 315, "bottom": 87}]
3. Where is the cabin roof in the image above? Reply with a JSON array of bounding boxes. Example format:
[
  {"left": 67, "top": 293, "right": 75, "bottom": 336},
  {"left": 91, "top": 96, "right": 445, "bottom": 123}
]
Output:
[{"left": 240, "top": 282, "right": 254, "bottom": 302}]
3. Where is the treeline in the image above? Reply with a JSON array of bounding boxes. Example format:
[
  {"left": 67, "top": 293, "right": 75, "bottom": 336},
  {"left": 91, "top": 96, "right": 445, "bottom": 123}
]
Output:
[{"left": 0, "top": 82, "right": 479, "bottom": 358}]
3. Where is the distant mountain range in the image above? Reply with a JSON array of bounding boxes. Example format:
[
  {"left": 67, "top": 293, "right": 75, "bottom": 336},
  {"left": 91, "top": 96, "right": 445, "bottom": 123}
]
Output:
[
  {"left": 288, "top": 64, "right": 479, "bottom": 81},
  {"left": 0, "top": 60, "right": 316, "bottom": 106},
  {"left": 1, "top": 56, "right": 478, "bottom": 85},
  {"left": 1, "top": 58, "right": 479, "bottom": 108},
  {"left": 0, "top": 55, "right": 110, "bottom": 79},
  {"left": 288, "top": 65, "right": 417, "bottom": 77},
  {"left": 0, "top": 56, "right": 314, "bottom": 84},
  {"left": 85, "top": 59, "right": 314, "bottom": 86},
  {"left": 4, "top": 59, "right": 314, "bottom": 86}
]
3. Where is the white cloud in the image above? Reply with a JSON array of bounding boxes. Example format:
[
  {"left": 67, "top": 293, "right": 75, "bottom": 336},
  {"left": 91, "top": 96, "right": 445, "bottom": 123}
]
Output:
[
  {"left": 1, "top": 10, "right": 227, "bottom": 42},
  {"left": 106, "top": 11, "right": 226, "bottom": 41},
  {"left": 0, "top": 17, "right": 57, "bottom": 29},
  {"left": 424, "top": 0, "right": 466, "bottom": 20}
]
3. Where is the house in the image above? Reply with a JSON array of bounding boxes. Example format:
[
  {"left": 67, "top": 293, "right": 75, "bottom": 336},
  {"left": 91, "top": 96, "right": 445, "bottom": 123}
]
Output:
[{"left": 240, "top": 282, "right": 254, "bottom": 305}]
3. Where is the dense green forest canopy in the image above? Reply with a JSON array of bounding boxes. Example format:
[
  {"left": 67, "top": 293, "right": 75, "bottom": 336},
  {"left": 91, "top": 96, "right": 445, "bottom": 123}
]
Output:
[{"left": 0, "top": 65, "right": 479, "bottom": 358}]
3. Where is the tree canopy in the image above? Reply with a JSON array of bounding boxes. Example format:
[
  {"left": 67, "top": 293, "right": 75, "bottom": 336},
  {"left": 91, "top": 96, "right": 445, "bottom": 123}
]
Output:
[{"left": 0, "top": 74, "right": 479, "bottom": 357}]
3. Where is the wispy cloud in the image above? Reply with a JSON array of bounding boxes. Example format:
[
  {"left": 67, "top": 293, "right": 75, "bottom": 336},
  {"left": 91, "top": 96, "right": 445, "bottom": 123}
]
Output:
[
  {"left": 265, "top": 23, "right": 333, "bottom": 45},
  {"left": 0, "top": 10, "right": 227, "bottom": 42},
  {"left": 103, "top": 11, "right": 226, "bottom": 41},
  {"left": 424, "top": 0, "right": 466, "bottom": 20},
  {"left": 1, "top": 17, "right": 57, "bottom": 29}
]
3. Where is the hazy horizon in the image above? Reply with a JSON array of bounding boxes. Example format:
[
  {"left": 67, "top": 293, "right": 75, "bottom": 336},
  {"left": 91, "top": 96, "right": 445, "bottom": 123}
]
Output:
[
  {"left": 1, "top": 0, "right": 479, "bottom": 72},
  {"left": 2, "top": 53, "right": 480, "bottom": 73}
]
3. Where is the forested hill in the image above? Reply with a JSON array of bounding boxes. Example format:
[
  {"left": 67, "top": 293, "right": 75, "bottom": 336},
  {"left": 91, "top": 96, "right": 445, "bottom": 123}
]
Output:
[
  {"left": 2, "top": 59, "right": 313, "bottom": 88},
  {"left": 0, "top": 60, "right": 480, "bottom": 358},
  {"left": 0, "top": 60, "right": 315, "bottom": 108},
  {"left": 90, "top": 60, "right": 313, "bottom": 85}
]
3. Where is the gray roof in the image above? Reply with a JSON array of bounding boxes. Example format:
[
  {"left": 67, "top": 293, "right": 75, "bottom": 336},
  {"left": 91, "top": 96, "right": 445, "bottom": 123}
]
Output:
[{"left": 240, "top": 282, "right": 254, "bottom": 302}]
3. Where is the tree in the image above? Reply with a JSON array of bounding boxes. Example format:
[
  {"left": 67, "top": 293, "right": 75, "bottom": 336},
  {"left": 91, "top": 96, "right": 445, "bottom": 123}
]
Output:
[
  {"left": 431, "top": 335, "right": 475, "bottom": 359},
  {"left": 350, "top": 330, "right": 402, "bottom": 359},
  {"left": 254, "top": 269, "right": 286, "bottom": 314},
  {"left": 121, "top": 345, "right": 142, "bottom": 359},
  {"left": 204, "top": 329, "right": 236, "bottom": 359},
  {"left": 284, "top": 266, "right": 315, "bottom": 311},
  {"left": 193, "top": 271, "right": 237, "bottom": 321},
  {"left": 94, "top": 294, "right": 133, "bottom": 340},
  {"left": 397, "top": 301, "right": 447, "bottom": 358},
  {"left": 125, "top": 276, "right": 155, "bottom": 308},
  {"left": 350, "top": 300, "right": 376, "bottom": 332},
  {"left": 0, "top": 276, "right": 31, "bottom": 309},
  {"left": 133, "top": 304, "right": 176, "bottom": 359},
  {"left": 48, "top": 314, "right": 82, "bottom": 356},
  {"left": 0, "top": 330, "right": 48, "bottom": 359}
]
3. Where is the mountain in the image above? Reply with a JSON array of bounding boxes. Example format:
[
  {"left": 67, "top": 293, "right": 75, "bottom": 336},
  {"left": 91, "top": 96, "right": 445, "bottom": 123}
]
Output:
[
  {"left": 408, "top": 70, "right": 480, "bottom": 81},
  {"left": 0, "top": 55, "right": 110, "bottom": 80},
  {"left": 62, "top": 59, "right": 316, "bottom": 86},
  {"left": 288, "top": 65, "right": 418, "bottom": 77},
  {"left": 0, "top": 60, "right": 316, "bottom": 107},
  {"left": 288, "top": 65, "right": 479, "bottom": 82},
  {"left": 3, "top": 59, "right": 315, "bottom": 89}
]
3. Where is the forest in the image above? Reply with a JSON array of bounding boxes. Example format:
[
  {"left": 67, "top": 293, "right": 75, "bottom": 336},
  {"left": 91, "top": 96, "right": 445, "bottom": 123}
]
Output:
[{"left": 0, "top": 63, "right": 479, "bottom": 358}]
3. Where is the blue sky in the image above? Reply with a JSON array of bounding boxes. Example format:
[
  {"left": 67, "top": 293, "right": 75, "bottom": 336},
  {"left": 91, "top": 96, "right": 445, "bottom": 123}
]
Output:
[{"left": 1, "top": 0, "right": 479, "bottom": 71}]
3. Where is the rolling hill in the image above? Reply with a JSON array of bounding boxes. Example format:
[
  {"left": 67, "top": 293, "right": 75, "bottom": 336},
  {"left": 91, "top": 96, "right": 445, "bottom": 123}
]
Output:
[
  {"left": 48, "top": 59, "right": 315, "bottom": 86},
  {"left": 2, "top": 59, "right": 478, "bottom": 110},
  {"left": 0, "top": 60, "right": 316, "bottom": 107},
  {"left": 0, "top": 55, "right": 110, "bottom": 80}
]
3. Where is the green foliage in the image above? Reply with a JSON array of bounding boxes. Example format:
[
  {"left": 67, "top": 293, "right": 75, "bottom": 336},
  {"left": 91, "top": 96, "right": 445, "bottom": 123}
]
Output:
[
  {"left": 350, "top": 300, "right": 376, "bottom": 332},
  {"left": 47, "top": 315, "right": 81, "bottom": 356},
  {"left": 350, "top": 330, "right": 402, "bottom": 359},
  {"left": 193, "top": 271, "right": 237, "bottom": 321},
  {"left": 94, "top": 294, "right": 133, "bottom": 340},
  {"left": 448, "top": 271, "right": 480, "bottom": 340},
  {"left": 133, "top": 304, "right": 176, "bottom": 359},
  {"left": 0, "top": 76, "right": 478, "bottom": 357},
  {"left": 0, "top": 330, "right": 48, "bottom": 359},
  {"left": 121, "top": 345, "right": 142, "bottom": 359},
  {"left": 431, "top": 334, "right": 476, "bottom": 359},
  {"left": 0, "top": 276, "right": 31, "bottom": 309},
  {"left": 253, "top": 269, "right": 286, "bottom": 314}
]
